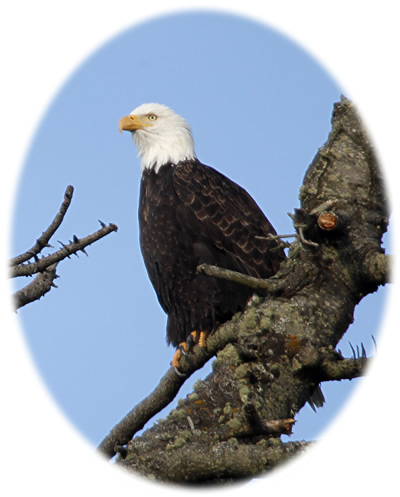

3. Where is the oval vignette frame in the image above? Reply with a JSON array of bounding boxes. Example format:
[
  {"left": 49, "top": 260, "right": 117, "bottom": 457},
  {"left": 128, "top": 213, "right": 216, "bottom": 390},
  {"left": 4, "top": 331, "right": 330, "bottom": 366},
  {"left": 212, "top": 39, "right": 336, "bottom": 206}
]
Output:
[{"left": 8, "top": 7, "right": 392, "bottom": 491}]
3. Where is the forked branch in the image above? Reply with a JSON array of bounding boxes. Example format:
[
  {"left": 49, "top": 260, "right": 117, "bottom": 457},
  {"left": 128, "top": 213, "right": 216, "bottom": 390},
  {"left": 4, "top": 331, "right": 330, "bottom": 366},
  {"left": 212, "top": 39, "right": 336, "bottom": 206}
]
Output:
[
  {"left": 10, "top": 185, "right": 74, "bottom": 267},
  {"left": 10, "top": 185, "right": 118, "bottom": 309}
]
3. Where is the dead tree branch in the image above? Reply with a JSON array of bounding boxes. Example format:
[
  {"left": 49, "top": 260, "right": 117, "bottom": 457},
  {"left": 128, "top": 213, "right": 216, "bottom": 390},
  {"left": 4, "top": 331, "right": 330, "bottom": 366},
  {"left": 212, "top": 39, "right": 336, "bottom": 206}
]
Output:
[
  {"left": 197, "top": 263, "right": 286, "bottom": 293},
  {"left": 319, "top": 355, "right": 368, "bottom": 381},
  {"left": 10, "top": 185, "right": 74, "bottom": 267},
  {"left": 98, "top": 314, "right": 241, "bottom": 458},
  {"left": 11, "top": 185, "right": 118, "bottom": 309},
  {"left": 11, "top": 222, "right": 118, "bottom": 279},
  {"left": 13, "top": 263, "right": 59, "bottom": 309}
]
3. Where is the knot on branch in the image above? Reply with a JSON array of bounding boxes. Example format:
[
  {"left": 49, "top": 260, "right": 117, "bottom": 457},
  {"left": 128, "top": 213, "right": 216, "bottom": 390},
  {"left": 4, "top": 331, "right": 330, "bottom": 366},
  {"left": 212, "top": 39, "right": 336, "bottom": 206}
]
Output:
[
  {"left": 362, "top": 251, "right": 391, "bottom": 286},
  {"left": 317, "top": 212, "right": 337, "bottom": 231},
  {"left": 319, "top": 352, "right": 369, "bottom": 381},
  {"left": 290, "top": 204, "right": 350, "bottom": 248},
  {"left": 243, "top": 403, "right": 295, "bottom": 436}
]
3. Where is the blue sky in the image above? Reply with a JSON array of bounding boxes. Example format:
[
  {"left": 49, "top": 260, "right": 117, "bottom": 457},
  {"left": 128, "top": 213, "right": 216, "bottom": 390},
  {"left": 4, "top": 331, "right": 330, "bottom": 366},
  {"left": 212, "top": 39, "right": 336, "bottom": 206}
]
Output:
[{"left": 12, "top": 11, "right": 388, "bottom": 448}]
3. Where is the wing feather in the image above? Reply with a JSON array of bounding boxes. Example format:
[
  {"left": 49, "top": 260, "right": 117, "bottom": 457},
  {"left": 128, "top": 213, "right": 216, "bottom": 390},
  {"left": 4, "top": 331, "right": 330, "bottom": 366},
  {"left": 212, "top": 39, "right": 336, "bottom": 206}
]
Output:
[{"left": 173, "top": 161, "right": 285, "bottom": 278}]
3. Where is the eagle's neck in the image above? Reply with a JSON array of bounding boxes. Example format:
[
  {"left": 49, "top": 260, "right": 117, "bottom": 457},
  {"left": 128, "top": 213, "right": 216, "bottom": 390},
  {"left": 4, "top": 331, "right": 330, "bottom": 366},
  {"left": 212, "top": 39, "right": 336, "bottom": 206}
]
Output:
[{"left": 134, "top": 126, "right": 196, "bottom": 173}]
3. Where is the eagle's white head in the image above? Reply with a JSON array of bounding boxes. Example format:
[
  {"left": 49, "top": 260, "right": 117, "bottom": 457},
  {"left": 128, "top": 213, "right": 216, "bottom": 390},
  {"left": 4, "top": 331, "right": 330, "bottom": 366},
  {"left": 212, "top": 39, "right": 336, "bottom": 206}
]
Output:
[{"left": 119, "top": 103, "right": 197, "bottom": 172}]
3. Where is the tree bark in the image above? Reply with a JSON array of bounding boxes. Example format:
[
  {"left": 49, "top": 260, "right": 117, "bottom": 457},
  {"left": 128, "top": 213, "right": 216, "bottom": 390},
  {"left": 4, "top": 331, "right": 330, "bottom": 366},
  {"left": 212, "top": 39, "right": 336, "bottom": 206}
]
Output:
[{"left": 112, "top": 97, "right": 389, "bottom": 483}]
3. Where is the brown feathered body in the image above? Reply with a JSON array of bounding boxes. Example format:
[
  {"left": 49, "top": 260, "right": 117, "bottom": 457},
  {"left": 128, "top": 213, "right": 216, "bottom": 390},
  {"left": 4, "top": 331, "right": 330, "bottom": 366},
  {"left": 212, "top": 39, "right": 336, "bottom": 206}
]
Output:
[{"left": 139, "top": 159, "right": 285, "bottom": 346}]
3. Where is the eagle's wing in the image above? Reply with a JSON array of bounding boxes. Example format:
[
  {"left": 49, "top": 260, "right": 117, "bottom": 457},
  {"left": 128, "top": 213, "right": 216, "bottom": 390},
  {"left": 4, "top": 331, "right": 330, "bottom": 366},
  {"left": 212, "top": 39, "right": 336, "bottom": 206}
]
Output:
[{"left": 173, "top": 161, "right": 285, "bottom": 278}]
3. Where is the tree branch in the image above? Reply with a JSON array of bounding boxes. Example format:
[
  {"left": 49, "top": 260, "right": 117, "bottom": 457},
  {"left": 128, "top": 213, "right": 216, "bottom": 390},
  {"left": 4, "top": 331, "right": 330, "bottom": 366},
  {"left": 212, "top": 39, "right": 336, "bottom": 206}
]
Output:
[
  {"left": 10, "top": 186, "right": 118, "bottom": 307},
  {"left": 98, "top": 315, "right": 242, "bottom": 458},
  {"left": 119, "top": 437, "right": 311, "bottom": 483},
  {"left": 10, "top": 185, "right": 74, "bottom": 267},
  {"left": 197, "top": 263, "right": 285, "bottom": 293},
  {"left": 10, "top": 223, "right": 118, "bottom": 278},
  {"left": 13, "top": 263, "right": 59, "bottom": 309},
  {"left": 319, "top": 356, "right": 369, "bottom": 381},
  {"left": 363, "top": 251, "right": 391, "bottom": 285}
]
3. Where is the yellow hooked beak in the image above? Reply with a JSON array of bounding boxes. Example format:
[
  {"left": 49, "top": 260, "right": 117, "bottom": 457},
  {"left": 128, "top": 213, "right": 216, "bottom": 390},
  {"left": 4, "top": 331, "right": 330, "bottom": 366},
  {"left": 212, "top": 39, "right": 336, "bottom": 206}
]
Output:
[{"left": 118, "top": 114, "right": 152, "bottom": 133}]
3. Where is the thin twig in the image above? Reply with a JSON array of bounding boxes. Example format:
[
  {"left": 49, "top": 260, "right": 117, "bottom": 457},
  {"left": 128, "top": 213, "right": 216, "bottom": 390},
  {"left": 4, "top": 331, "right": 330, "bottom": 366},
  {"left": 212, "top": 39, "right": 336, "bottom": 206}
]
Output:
[
  {"left": 287, "top": 212, "right": 319, "bottom": 248},
  {"left": 297, "top": 226, "right": 319, "bottom": 247},
  {"left": 310, "top": 199, "right": 338, "bottom": 215},
  {"left": 10, "top": 223, "right": 118, "bottom": 278},
  {"left": 243, "top": 403, "right": 295, "bottom": 436},
  {"left": 196, "top": 263, "right": 285, "bottom": 293},
  {"left": 10, "top": 185, "right": 74, "bottom": 267},
  {"left": 255, "top": 234, "right": 297, "bottom": 240}
]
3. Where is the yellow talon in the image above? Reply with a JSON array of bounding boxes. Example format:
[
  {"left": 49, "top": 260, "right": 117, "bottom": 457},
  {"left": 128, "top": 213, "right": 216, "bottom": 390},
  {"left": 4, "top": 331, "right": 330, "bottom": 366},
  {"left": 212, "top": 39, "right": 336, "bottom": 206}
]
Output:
[
  {"left": 171, "top": 348, "right": 182, "bottom": 369},
  {"left": 171, "top": 341, "right": 188, "bottom": 368},
  {"left": 198, "top": 331, "right": 207, "bottom": 348},
  {"left": 171, "top": 332, "right": 208, "bottom": 368}
]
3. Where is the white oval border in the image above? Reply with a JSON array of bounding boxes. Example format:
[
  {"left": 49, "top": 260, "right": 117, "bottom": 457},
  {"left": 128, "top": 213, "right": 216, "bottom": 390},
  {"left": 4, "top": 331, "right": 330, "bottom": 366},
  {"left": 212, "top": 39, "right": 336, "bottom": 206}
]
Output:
[{"left": 1, "top": 2, "right": 398, "bottom": 496}]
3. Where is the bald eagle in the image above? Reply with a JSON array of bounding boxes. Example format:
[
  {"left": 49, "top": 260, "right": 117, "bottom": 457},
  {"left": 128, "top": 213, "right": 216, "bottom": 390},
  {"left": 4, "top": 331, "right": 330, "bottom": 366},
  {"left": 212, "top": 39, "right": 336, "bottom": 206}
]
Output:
[{"left": 119, "top": 103, "right": 285, "bottom": 367}]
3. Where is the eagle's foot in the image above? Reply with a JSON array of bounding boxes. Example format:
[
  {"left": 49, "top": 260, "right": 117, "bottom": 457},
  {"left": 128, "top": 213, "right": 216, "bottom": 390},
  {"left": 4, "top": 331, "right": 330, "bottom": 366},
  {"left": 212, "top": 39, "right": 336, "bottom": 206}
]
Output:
[
  {"left": 186, "top": 330, "right": 198, "bottom": 350},
  {"left": 198, "top": 331, "right": 208, "bottom": 348},
  {"left": 170, "top": 331, "right": 208, "bottom": 369},
  {"left": 197, "top": 331, "right": 212, "bottom": 362},
  {"left": 187, "top": 330, "right": 208, "bottom": 349},
  {"left": 171, "top": 342, "right": 189, "bottom": 369}
]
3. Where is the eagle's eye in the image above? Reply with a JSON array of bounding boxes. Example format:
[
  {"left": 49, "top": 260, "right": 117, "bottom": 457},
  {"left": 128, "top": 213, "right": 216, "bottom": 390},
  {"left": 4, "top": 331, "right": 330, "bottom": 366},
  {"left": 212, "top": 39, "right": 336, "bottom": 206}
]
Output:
[{"left": 147, "top": 114, "right": 158, "bottom": 121}]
